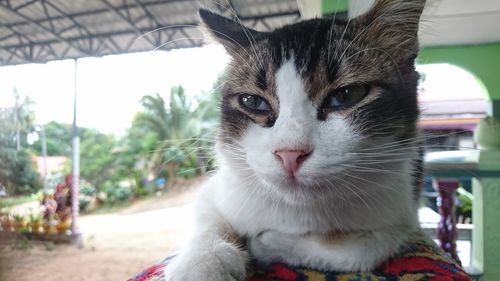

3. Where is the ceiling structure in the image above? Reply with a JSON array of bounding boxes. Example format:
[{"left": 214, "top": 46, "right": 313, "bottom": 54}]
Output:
[
  {"left": 1, "top": 0, "right": 499, "bottom": 66},
  {"left": 0, "top": 0, "right": 300, "bottom": 66}
]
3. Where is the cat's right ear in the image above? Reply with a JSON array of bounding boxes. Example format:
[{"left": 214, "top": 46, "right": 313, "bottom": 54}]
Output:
[{"left": 199, "top": 9, "right": 260, "bottom": 55}]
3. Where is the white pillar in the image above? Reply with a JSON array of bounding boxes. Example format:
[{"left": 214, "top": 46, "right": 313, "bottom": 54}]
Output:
[
  {"left": 71, "top": 59, "right": 81, "bottom": 242},
  {"left": 297, "top": 0, "right": 322, "bottom": 19}
]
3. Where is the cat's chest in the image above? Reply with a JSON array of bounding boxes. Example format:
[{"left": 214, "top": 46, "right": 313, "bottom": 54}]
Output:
[{"left": 220, "top": 198, "right": 319, "bottom": 236}]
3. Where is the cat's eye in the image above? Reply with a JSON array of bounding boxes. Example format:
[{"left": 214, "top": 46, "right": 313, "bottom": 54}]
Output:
[
  {"left": 239, "top": 94, "right": 271, "bottom": 113},
  {"left": 324, "top": 85, "right": 369, "bottom": 109}
]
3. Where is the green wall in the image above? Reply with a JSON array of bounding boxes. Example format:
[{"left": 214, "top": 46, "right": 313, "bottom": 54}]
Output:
[
  {"left": 418, "top": 43, "right": 500, "bottom": 101},
  {"left": 322, "top": 0, "right": 348, "bottom": 14}
]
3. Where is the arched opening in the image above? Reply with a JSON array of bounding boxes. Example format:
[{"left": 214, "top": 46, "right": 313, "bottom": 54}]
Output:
[
  {"left": 417, "top": 63, "right": 488, "bottom": 152},
  {"left": 417, "top": 63, "right": 489, "bottom": 267}
]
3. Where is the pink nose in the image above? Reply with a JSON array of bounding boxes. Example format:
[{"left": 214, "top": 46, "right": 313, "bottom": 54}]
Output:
[{"left": 274, "top": 149, "right": 312, "bottom": 176}]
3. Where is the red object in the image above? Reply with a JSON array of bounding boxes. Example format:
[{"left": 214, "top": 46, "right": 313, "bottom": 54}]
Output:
[{"left": 129, "top": 232, "right": 471, "bottom": 281}]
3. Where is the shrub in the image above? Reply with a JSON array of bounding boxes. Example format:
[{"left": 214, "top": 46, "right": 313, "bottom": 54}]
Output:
[
  {"left": 133, "top": 186, "right": 153, "bottom": 198},
  {"left": 115, "top": 186, "right": 132, "bottom": 202},
  {"left": 80, "top": 181, "right": 96, "bottom": 197},
  {"left": 79, "top": 198, "right": 91, "bottom": 211},
  {"left": 102, "top": 185, "right": 132, "bottom": 204},
  {"left": 178, "top": 166, "right": 196, "bottom": 178}
]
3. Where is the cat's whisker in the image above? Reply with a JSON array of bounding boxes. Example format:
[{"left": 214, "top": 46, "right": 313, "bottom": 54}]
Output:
[
  {"left": 331, "top": 15, "right": 352, "bottom": 62},
  {"left": 340, "top": 170, "right": 407, "bottom": 194},
  {"left": 152, "top": 36, "right": 258, "bottom": 75},
  {"left": 217, "top": 0, "right": 266, "bottom": 75},
  {"left": 321, "top": 176, "right": 353, "bottom": 207},
  {"left": 337, "top": 163, "right": 415, "bottom": 178},
  {"left": 329, "top": 174, "right": 379, "bottom": 211},
  {"left": 232, "top": 177, "right": 263, "bottom": 217},
  {"left": 133, "top": 24, "right": 198, "bottom": 43},
  {"left": 360, "top": 126, "right": 488, "bottom": 151}
]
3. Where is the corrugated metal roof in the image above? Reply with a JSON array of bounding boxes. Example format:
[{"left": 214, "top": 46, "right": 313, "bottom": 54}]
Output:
[{"left": 0, "top": 0, "right": 300, "bottom": 66}]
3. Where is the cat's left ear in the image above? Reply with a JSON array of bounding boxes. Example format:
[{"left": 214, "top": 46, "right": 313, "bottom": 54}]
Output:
[
  {"left": 356, "top": 0, "right": 426, "bottom": 61},
  {"left": 199, "top": 9, "right": 261, "bottom": 55}
]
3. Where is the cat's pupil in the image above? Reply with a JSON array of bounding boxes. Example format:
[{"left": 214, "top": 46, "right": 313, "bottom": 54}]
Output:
[
  {"left": 337, "top": 90, "right": 349, "bottom": 104},
  {"left": 325, "top": 85, "right": 369, "bottom": 109},
  {"left": 239, "top": 94, "right": 271, "bottom": 113}
]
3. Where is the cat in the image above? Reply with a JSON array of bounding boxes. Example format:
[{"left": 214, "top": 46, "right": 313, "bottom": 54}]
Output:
[{"left": 164, "top": 0, "right": 426, "bottom": 280}]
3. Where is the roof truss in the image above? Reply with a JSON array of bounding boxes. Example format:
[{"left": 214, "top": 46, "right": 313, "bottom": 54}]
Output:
[{"left": 0, "top": 0, "right": 300, "bottom": 65}]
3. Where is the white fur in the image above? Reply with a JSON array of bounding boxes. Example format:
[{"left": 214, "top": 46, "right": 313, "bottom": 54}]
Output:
[{"left": 164, "top": 59, "right": 419, "bottom": 280}]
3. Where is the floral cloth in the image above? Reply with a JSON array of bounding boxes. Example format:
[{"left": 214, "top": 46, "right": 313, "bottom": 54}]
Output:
[{"left": 129, "top": 231, "right": 471, "bottom": 281}]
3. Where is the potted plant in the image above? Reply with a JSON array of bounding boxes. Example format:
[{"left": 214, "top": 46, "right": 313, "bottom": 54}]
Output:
[
  {"left": 56, "top": 207, "right": 72, "bottom": 234},
  {"left": 42, "top": 194, "right": 58, "bottom": 234},
  {"left": 1, "top": 212, "right": 13, "bottom": 232},
  {"left": 42, "top": 217, "right": 58, "bottom": 235},
  {"left": 29, "top": 213, "right": 43, "bottom": 234},
  {"left": 12, "top": 214, "right": 27, "bottom": 231}
]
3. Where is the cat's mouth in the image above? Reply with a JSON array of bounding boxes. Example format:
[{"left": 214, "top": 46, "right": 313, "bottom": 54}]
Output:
[{"left": 260, "top": 159, "right": 352, "bottom": 190}]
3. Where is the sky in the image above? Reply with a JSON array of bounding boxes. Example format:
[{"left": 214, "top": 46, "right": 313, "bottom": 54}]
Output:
[
  {"left": 0, "top": 44, "right": 230, "bottom": 135},
  {"left": 0, "top": 46, "right": 485, "bottom": 136}
]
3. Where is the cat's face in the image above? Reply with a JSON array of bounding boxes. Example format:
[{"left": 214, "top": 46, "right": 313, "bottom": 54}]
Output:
[{"left": 202, "top": 0, "right": 425, "bottom": 204}]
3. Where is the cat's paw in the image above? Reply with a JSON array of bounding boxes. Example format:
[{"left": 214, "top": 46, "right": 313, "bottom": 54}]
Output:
[{"left": 164, "top": 242, "right": 246, "bottom": 281}]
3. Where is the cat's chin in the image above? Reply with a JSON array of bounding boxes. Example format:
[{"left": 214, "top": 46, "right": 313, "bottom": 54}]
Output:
[{"left": 257, "top": 173, "right": 332, "bottom": 204}]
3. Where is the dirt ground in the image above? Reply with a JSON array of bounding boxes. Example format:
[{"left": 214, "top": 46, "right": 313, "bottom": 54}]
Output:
[{"left": 0, "top": 183, "right": 200, "bottom": 281}]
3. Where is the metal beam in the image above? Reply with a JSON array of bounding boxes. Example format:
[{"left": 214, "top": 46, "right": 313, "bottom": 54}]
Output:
[
  {"left": 1, "top": 8, "right": 300, "bottom": 50},
  {"left": 100, "top": 0, "right": 156, "bottom": 46},
  {"left": 0, "top": 46, "right": 24, "bottom": 63},
  {"left": 13, "top": 0, "right": 37, "bottom": 12},
  {"left": 0, "top": 2, "right": 90, "bottom": 55},
  {"left": 0, "top": 21, "right": 58, "bottom": 59},
  {"left": 131, "top": 0, "right": 161, "bottom": 27},
  {"left": 4, "top": 0, "right": 297, "bottom": 30},
  {"left": 44, "top": 0, "right": 92, "bottom": 37},
  {"left": 0, "top": 0, "right": 301, "bottom": 64},
  {"left": 130, "top": 0, "right": 162, "bottom": 44},
  {"left": 4, "top": 0, "right": 192, "bottom": 31},
  {"left": 2, "top": 25, "right": 198, "bottom": 49}
]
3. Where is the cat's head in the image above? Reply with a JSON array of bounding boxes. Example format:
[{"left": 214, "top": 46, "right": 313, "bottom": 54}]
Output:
[{"left": 201, "top": 0, "right": 425, "bottom": 204}]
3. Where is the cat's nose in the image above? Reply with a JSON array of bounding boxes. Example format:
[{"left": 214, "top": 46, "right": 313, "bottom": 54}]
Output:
[{"left": 274, "top": 149, "right": 312, "bottom": 176}]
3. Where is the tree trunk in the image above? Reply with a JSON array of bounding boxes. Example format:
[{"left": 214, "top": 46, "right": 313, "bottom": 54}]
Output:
[{"left": 166, "top": 162, "right": 177, "bottom": 189}]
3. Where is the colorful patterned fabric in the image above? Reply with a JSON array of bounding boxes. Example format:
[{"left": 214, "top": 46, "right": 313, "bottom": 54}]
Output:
[{"left": 129, "top": 231, "right": 471, "bottom": 281}]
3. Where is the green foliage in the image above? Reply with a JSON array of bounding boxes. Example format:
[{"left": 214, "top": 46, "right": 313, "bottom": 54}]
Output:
[
  {"left": 178, "top": 166, "right": 197, "bottom": 178},
  {"left": 30, "top": 121, "right": 72, "bottom": 156},
  {"left": 115, "top": 186, "right": 133, "bottom": 202},
  {"left": 457, "top": 187, "right": 473, "bottom": 218},
  {"left": 28, "top": 212, "right": 42, "bottom": 224},
  {"left": 1, "top": 76, "right": 224, "bottom": 202},
  {"left": 79, "top": 129, "right": 120, "bottom": 191},
  {"left": 14, "top": 234, "right": 32, "bottom": 250},
  {"left": 0, "top": 195, "right": 35, "bottom": 209},
  {"left": 131, "top": 84, "right": 220, "bottom": 185},
  {"left": 103, "top": 184, "right": 133, "bottom": 204},
  {"left": 80, "top": 181, "right": 97, "bottom": 197},
  {"left": 28, "top": 122, "right": 123, "bottom": 193},
  {"left": 79, "top": 181, "right": 96, "bottom": 212},
  {"left": 79, "top": 198, "right": 91, "bottom": 212},
  {"left": 132, "top": 186, "right": 154, "bottom": 198},
  {"left": 10, "top": 149, "right": 41, "bottom": 194},
  {"left": 0, "top": 93, "right": 41, "bottom": 195}
]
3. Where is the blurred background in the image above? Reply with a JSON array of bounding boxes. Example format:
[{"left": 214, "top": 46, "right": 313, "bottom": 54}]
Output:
[{"left": 0, "top": 0, "right": 499, "bottom": 280}]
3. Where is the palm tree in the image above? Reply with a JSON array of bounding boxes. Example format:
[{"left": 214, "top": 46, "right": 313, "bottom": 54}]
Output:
[{"left": 133, "top": 85, "right": 218, "bottom": 187}]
